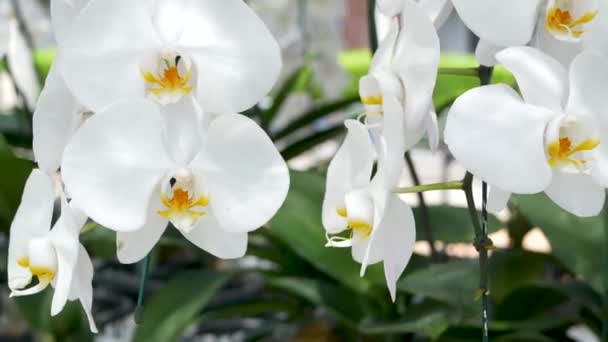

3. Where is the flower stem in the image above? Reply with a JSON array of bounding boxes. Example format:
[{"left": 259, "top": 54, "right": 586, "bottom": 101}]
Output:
[
  {"left": 438, "top": 67, "right": 480, "bottom": 77},
  {"left": 368, "top": 0, "right": 379, "bottom": 53},
  {"left": 394, "top": 180, "right": 464, "bottom": 194},
  {"left": 602, "top": 197, "right": 608, "bottom": 341},
  {"left": 134, "top": 253, "right": 152, "bottom": 324},
  {"left": 404, "top": 152, "right": 440, "bottom": 260}
]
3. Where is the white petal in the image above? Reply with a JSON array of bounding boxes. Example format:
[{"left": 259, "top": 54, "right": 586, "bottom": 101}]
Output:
[
  {"left": 496, "top": 46, "right": 568, "bottom": 112},
  {"left": 532, "top": 21, "right": 583, "bottom": 67},
  {"left": 352, "top": 238, "right": 383, "bottom": 269},
  {"left": 584, "top": 0, "right": 608, "bottom": 56},
  {"left": 566, "top": 51, "right": 608, "bottom": 121},
  {"left": 487, "top": 185, "right": 511, "bottom": 214},
  {"left": 155, "top": 0, "right": 281, "bottom": 113},
  {"left": 62, "top": 100, "right": 175, "bottom": 232},
  {"left": 322, "top": 120, "right": 374, "bottom": 234},
  {"left": 33, "top": 62, "right": 81, "bottom": 174},
  {"left": 379, "top": 94, "right": 406, "bottom": 186},
  {"left": 379, "top": 196, "right": 415, "bottom": 302},
  {"left": 8, "top": 170, "right": 55, "bottom": 290},
  {"left": 116, "top": 198, "right": 167, "bottom": 264},
  {"left": 70, "top": 245, "right": 98, "bottom": 333},
  {"left": 394, "top": 0, "right": 440, "bottom": 139},
  {"left": 49, "top": 205, "right": 83, "bottom": 316},
  {"left": 425, "top": 109, "right": 440, "bottom": 152},
  {"left": 58, "top": 0, "right": 159, "bottom": 111},
  {"left": 181, "top": 213, "right": 248, "bottom": 259},
  {"left": 377, "top": 0, "right": 402, "bottom": 17},
  {"left": 159, "top": 96, "right": 203, "bottom": 165},
  {"left": 7, "top": 19, "right": 39, "bottom": 110},
  {"left": 370, "top": 21, "right": 399, "bottom": 72},
  {"left": 192, "top": 114, "right": 288, "bottom": 233},
  {"left": 451, "top": 0, "right": 542, "bottom": 46},
  {"left": 50, "top": 0, "right": 90, "bottom": 44},
  {"left": 544, "top": 171, "right": 605, "bottom": 217},
  {"left": 420, "top": 0, "right": 454, "bottom": 29},
  {"left": 444, "top": 84, "right": 554, "bottom": 193},
  {"left": 475, "top": 39, "right": 502, "bottom": 67}
]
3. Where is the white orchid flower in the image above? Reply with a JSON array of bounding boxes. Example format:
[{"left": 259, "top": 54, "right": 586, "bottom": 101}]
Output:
[
  {"left": 57, "top": 0, "right": 281, "bottom": 113},
  {"left": 61, "top": 97, "right": 289, "bottom": 263},
  {"left": 377, "top": 0, "right": 453, "bottom": 29},
  {"left": 8, "top": 169, "right": 97, "bottom": 333},
  {"left": 362, "top": 0, "right": 440, "bottom": 151},
  {"left": 33, "top": 0, "right": 91, "bottom": 174},
  {"left": 452, "top": 0, "right": 607, "bottom": 66},
  {"left": 445, "top": 47, "right": 608, "bottom": 217},
  {"left": 323, "top": 95, "right": 415, "bottom": 301}
]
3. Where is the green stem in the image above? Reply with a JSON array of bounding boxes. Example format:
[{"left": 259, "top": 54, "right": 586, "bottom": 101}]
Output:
[
  {"left": 438, "top": 67, "right": 480, "bottom": 77},
  {"left": 602, "top": 196, "right": 608, "bottom": 341},
  {"left": 134, "top": 254, "right": 152, "bottom": 324},
  {"left": 394, "top": 180, "right": 464, "bottom": 194},
  {"left": 404, "top": 152, "right": 440, "bottom": 260},
  {"left": 368, "top": 0, "right": 379, "bottom": 53}
]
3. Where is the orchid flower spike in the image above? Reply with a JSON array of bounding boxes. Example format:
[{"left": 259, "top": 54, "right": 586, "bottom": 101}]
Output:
[
  {"left": 61, "top": 97, "right": 289, "bottom": 264},
  {"left": 452, "top": 0, "right": 607, "bottom": 66},
  {"left": 362, "top": 0, "right": 440, "bottom": 151},
  {"left": 57, "top": 0, "right": 281, "bottom": 113},
  {"left": 377, "top": 0, "right": 453, "bottom": 29},
  {"left": 323, "top": 96, "right": 415, "bottom": 301},
  {"left": 8, "top": 169, "right": 97, "bottom": 333},
  {"left": 445, "top": 47, "right": 608, "bottom": 217},
  {"left": 33, "top": 0, "right": 92, "bottom": 174}
]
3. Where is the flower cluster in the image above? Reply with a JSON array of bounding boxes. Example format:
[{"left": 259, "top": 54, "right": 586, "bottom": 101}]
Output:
[{"left": 7, "top": 0, "right": 289, "bottom": 332}]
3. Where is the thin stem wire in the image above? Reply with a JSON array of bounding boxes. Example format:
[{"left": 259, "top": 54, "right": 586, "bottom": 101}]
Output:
[
  {"left": 368, "top": 0, "right": 379, "bottom": 53},
  {"left": 602, "top": 196, "right": 608, "bottom": 341},
  {"left": 134, "top": 254, "right": 152, "bottom": 324}
]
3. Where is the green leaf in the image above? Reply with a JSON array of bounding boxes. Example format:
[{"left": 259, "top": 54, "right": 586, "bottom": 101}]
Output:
[
  {"left": 415, "top": 206, "right": 502, "bottom": 243},
  {"left": 267, "top": 171, "right": 384, "bottom": 294},
  {"left": 512, "top": 194, "right": 604, "bottom": 292},
  {"left": 492, "top": 332, "right": 555, "bottom": 342},
  {"left": 280, "top": 124, "right": 345, "bottom": 161},
  {"left": 359, "top": 304, "right": 451, "bottom": 338},
  {"left": 495, "top": 285, "right": 569, "bottom": 321},
  {"left": 261, "top": 65, "right": 314, "bottom": 129},
  {"left": 0, "top": 136, "right": 33, "bottom": 232},
  {"left": 271, "top": 96, "right": 359, "bottom": 141},
  {"left": 133, "top": 270, "right": 234, "bottom": 342},
  {"left": 398, "top": 260, "right": 479, "bottom": 317}
]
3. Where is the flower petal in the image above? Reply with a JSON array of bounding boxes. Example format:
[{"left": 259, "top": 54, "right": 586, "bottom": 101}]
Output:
[
  {"left": 544, "top": 171, "right": 605, "bottom": 217},
  {"left": 532, "top": 21, "right": 582, "bottom": 67},
  {"left": 33, "top": 62, "right": 81, "bottom": 174},
  {"left": 50, "top": 0, "right": 90, "bottom": 44},
  {"left": 475, "top": 39, "right": 502, "bottom": 67},
  {"left": 62, "top": 100, "right": 175, "bottom": 232},
  {"left": 58, "top": 0, "right": 159, "bottom": 111},
  {"left": 496, "top": 46, "right": 568, "bottom": 112},
  {"left": 487, "top": 185, "right": 511, "bottom": 214},
  {"left": 566, "top": 51, "right": 608, "bottom": 121},
  {"left": 444, "top": 84, "right": 554, "bottom": 193},
  {"left": 155, "top": 0, "right": 281, "bottom": 113},
  {"left": 7, "top": 19, "right": 39, "bottom": 110},
  {"left": 49, "top": 204, "right": 84, "bottom": 316},
  {"left": 393, "top": 0, "right": 440, "bottom": 139},
  {"left": 181, "top": 213, "right": 248, "bottom": 259},
  {"left": 8, "top": 170, "right": 55, "bottom": 290},
  {"left": 322, "top": 120, "right": 375, "bottom": 234},
  {"left": 425, "top": 109, "right": 439, "bottom": 152},
  {"left": 379, "top": 94, "right": 405, "bottom": 186},
  {"left": 420, "top": 0, "right": 454, "bottom": 29},
  {"left": 451, "top": 0, "right": 542, "bottom": 46},
  {"left": 116, "top": 197, "right": 167, "bottom": 264},
  {"left": 159, "top": 96, "right": 203, "bottom": 165},
  {"left": 192, "top": 114, "right": 289, "bottom": 233},
  {"left": 379, "top": 196, "right": 415, "bottom": 302},
  {"left": 70, "top": 245, "right": 98, "bottom": 333},
  {"left": 370, "top": 21, "right": 399, "bottom": 72},
  {"left": 377, "top": 0, "right": 402, "bottom": 17}
]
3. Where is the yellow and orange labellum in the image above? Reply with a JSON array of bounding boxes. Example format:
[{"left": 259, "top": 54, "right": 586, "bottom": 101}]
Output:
[
  {"left": 545, "top": 4, "right": 597, "bottom": 38},
  {"left": 547, "top": 136, "right": 600, "bottom": 168},
  {"left": 141, "top": 60, "right": 193, "bottom": 97},
  {"left": 361, "top": 95, "right": 383, "bottom": 106},
  {"left": 335, "top": 206, "right": 372, "bottom": 239},
  {"left": 157, "top": 188, "right": 209, "bottom": 221},
  {"left": 16, "top": 257, "right": 56, "bottom": 283}
]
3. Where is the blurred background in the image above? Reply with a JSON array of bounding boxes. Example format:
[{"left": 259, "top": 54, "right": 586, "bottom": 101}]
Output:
[{"left": 0, "top": 0, "right": 605, "bottom": 341}]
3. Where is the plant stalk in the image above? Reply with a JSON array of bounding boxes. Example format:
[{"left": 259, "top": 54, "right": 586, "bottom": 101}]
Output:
[
  {"left": 134, "top": 254, "right": 152, "bottom": 324},
  {"left": 395, "top": 180, "right": 464, "bottom": 194},
  {"left": 368, "top": 0, "right": 379, "bottom": 53},
  {"left": 438, "top": 67, "right": 479, "bottom": 77},
  {"left": 602, "top": 196, "right": 608, "bottom": 341}
]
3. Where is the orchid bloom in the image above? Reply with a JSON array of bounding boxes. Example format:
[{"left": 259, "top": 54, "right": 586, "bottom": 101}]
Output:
[
  {"left": 445, "top": 47, "right": 608, "bottom": 217},
  {"left": 61, "top": 97, "right": 289, "bottom": 263},
  {"left": 377, "top": 0, "right": 454, "bottom": 29},
  {"left": 33, "top": 0, "right": 92, "bottom": 174},
  {"left": 452, "top": 0, "right": 608, "bottom": 66},
  {"left": 57, "top": 0, "right": 281, "bottom": 112},
  {"left": 323, "top": 95, "right": 415, "bottom": 301},
  {"left": 361, "top": 0, "right": 440, "bottom": 151},
  {"left": 8, "top": 170, "right": 97, "bottom": 332}
]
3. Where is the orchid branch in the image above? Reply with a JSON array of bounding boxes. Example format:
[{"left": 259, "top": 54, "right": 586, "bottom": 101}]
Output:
[
  {"left": 394, "top": 180, "right": 464, "bottom": 194},
  {"left": 134, "top": 253, "right": 152, "bottom": 324},
  {"left": 602, "top": 196, "right": 608, "bottom": 341},
  {"left": 438, "top": 67, "right": 479, "bottom": 77}
]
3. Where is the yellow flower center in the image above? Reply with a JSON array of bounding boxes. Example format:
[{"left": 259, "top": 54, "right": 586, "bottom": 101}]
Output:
[
  {"left": 141, "top": 57, "right": 193, "bottom": 97},
  {"left": 336, "top": 207, "right": 372, "bottom": 239},
  {"left": 157, "top": 188, "right": 209, "bottom": 221},
  {"left": 16, "top": 257, "right": 56, "bottom": 283},
  {"left": 547, "top": 136, "right": 600, "bottom": 168},
  {"left": 361, "top": 95, "right": 383, "bottom": 106},
  {"left": 546, "top": 2, "right": 597, "bottom": 38}
]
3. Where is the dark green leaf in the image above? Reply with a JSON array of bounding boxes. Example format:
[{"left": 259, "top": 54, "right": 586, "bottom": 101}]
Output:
[
  {"left": 415, "top": 206, "right": 502, "bottom": 243},
  {"left": 0, "top": 136, "right": 33, "bottom": 232},
  {"left": 495, "top": 285, "right": 569, "bottom": 321},
  {"left": 280, "top": 125, "right": 345, "bottom": 161},
  {"left": 359, "top": 304, "right": 451, "bottom": 338},
  {"left": 512, "top": 194, "right": 604, "bottom": 292},
  {"left": 261, "top": 65, "right": 314, "bottom": 128},
  {"left": 133, "top": 270, "right": 233, "bottom": 342}
]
